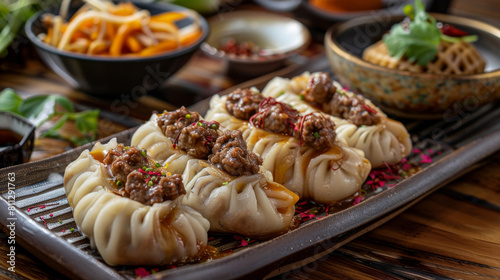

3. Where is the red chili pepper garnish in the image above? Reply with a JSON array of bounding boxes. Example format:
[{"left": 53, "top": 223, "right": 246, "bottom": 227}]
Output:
[
  {"left": 296, "top": 113, "right": 315, "bottom": 146},
  {"left": 40, "top": 216, "right": 48, "bottom": 229},
  {"left": 363, "top": 104, "right": 377, "bottom": 115},
  {"left": 331, "top": 155, "right": 344, "bottom": 171},
  {"left": 250, "top": 97, "right": 300, "bottom": 132},
  {"left": 439, "top": 23, "right": 469, "bottom": 37}
]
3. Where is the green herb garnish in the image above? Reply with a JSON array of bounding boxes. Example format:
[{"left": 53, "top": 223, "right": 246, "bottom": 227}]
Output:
[
  {"left": 0, "top": 88, "right": 99, "bottom": 145},
  {"left": 383, "top": 0, "right": 478, "bottom": 66},
  {"left": 313, "top": 132, "right": 320, "bottom": 139}
]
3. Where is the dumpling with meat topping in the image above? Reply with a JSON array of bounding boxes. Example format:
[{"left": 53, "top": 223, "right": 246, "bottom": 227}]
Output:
[
  {"left": 63, "top": 138, "right": 210, "bottom": 266},
  {"left": 132, "top": 109, "right": 299, "bottom": 238},
  {"left": 261, "top": 72, "right": 412, "bottom": 167},
  {"left": 205, "top": 91, "right": 371, "bottom": 204}
]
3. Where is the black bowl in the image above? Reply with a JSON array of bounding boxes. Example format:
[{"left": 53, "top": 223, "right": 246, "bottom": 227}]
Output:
[
  {"left": 0, "top": 112, "right": 36, "bottom": 168},
  {"left": 25, "top": 2, "right": 209, "bottom": 99}
]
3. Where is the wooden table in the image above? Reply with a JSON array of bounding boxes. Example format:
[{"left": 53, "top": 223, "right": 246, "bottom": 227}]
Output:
[{"left": 1, "top": 1, "right": 500, "bottom": 279}]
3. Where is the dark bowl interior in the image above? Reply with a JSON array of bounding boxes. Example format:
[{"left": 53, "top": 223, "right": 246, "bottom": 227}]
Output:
[
  {"left": 0, "top": 112, "right": 36, "bottom": 168},
  {"left": 25, "top": 2, "right": 209, "bottom": 99},
  {"left": 331, "top": 14, "right": 500, "bottom": 72}
]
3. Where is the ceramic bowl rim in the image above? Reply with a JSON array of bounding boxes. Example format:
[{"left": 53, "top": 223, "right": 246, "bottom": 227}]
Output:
[
  {"left": 201, "top": 10, "right": 311, "bottom": 64},
  {"left": 325, "top": 13, "right": 500, "bottom": 80},
  {"left": 25, "top": 2, "right": 209, "bottom": 63},
  {"left": 0, "top": 112, "right": 36, "bottom": 154}
]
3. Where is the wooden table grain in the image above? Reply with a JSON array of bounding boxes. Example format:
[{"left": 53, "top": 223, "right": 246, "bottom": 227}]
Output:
[{"left": 1, "top": 0, "right": 500, "bottom": 279}]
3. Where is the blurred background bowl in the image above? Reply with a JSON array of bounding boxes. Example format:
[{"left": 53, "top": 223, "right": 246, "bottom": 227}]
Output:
[
  {"left": 325, "top": 13, "right": 500, "bottom": 119},
  {"left": 0, "top": 112, "right": 36, "bottom": 168},
  {"left": 25, "top": 2, "right": 208, "bottom": 99},
  {"left": 201, "top": 10, "right": 310, "bottom": 78}
]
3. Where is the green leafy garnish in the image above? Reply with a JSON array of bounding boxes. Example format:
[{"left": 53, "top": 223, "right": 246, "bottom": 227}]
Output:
[
  {"left": 0, "top": 0, "right": 33, "bottom": 57},
  {"left": 0, "top": 88, "right": 99, "bottom": 145},
  {"left": 383, "top": 0, "right": 478, "bottom": 66}
]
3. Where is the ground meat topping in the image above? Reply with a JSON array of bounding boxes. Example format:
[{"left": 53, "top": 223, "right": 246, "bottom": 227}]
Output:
[
  {"left": 156, "top": 107, "right": 201, "bottom": 140},
  {"left": 296, "top": 113, "right": 337, "bottom": 150},
  {"left": 226, "top": 88, "right": 265, "bottom": 120},
  {"left": 300, "top": 72, "right": 336, "bottom": 104},
  {"left": 330, "top": 92, "right": 380, "bottom": 126},
  {"left": 209, "top": 130, "right": 262, "bottom": 176},
  {"left": 103, "top": 144, "right": 149, "bottom": 185},
  {"left": 174, "top": 120, "right": 220, "bottom": 159},
  {"left": 249, "top": 97, "right": 301, "bottom": 136},
  {"left": 103, "top": 144, "right": 185, "bottom": 206},
  {"left": 124, "top": 171, "right": 185, "bottom": 206}
]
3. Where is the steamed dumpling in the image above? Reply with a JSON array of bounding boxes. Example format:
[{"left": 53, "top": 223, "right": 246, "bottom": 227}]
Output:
[
  {"left": 132, "top": 110, "right": 299, "bottom": 238},
  {"left": 261, "top": 72, "right": 412, "bottom": 167},
  {"left": 63, "top": 138, "right": 210, "bottom": 266},
  {"left": 205, "top": 93, "right": 371, "bottom": 204}
]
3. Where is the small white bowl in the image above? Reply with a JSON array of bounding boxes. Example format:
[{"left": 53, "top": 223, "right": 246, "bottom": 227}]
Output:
[{"left": 201, "top": 10, "right": 311, "bottom": 77}]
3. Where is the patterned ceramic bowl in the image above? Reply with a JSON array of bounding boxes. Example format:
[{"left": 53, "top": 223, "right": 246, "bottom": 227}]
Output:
[
  {"left": 325, "top": 14, "right": 500, "bottom": 119},
  {"left": 0, "top": 112, "right": 36, "bottom": 168}
]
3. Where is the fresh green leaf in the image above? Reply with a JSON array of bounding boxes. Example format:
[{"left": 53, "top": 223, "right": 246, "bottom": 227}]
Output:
[
  {"left": 74, "top": 110, "right": 99, "bottom": 134},
  {"left": 383, "top": 0, "right": 441, "bottom": 66},
  {"left": 441, "top": 34, "right": 478, "bottom": 43},
  {"left": 0, "top": 0, "right": 32, "bottom": 56},
  {"left": 0, "top": 88, "right": 99, "bottom": 146},
  {"left": 0, "top": 88, "right": 23, "bottom": 114},
  {"left": 383, "top": 0, "right": 479, "bottom": 66},
  {"left": 18, "top": 95, "right": 75, "bottom": 126},
  {"left": 40, "top": 114, "right": 68, "bottom": 138},
  {"left": 167, "top": 0, "right": 220, "bottom": 13},
  {"left": 403, "top": 4, "right": 414, "bottom": 19},
  {"left": 70, "top": 136, "right": 93, "bottom": 146},
  {"left": 18, "top": 95, "right": 57, "bottom": 126}
]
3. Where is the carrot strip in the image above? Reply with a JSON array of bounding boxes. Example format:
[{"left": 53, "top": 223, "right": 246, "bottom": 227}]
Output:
[
  {"left": 61, "top": 23, "right": 68, "bottom": 33},
  {"left": 88, "top": 40, "right": 110, "bottom": 55},
  {"left": 44, "top": 27, "right": 53, "bottom": 44},
  {"left": 110, "top": 20, "right": 142, "bottom": 56},
  {"left": 180, "top": 30, "right": 202, "bottom": 46},
  {"left": 126, "top": 35, "right": 143, "bottom": 53},
  {"left": 71, "top": 30, "right": 88, "bottom": 42},
  {"left": 110, "top": 2, "right": 137, "bottom": 16},
  {"left": 139, "top": 40, "right": 178, "bottom": 56},
  {"left": 150, "top": 12, "right": 187, "bottom": 23},
  {"left": 105, "top": 22, "right": 116, "bottom": 40}
]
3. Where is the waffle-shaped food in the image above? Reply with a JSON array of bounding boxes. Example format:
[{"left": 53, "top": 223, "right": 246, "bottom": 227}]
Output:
[
  {"left": 262, "top": 72, "right": 412, "bottom": 167},
  {"left": 363, "top": 40, "right": 485, "bottom": 75},
  {"left": 363, "top": 0, "right": 485, "bottom": 75},
  {"left": 132, "top": 108, "right": 299, "bottom": 238},
  {"left": 205, "top": 90, "right": 372, "bottom": 204},
  {"left": 64, "top": 138, "right": 210, "bottom": 266}
]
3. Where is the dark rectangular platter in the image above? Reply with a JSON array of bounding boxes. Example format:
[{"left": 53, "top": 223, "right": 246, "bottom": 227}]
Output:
[{"left": 2, "top": 55, "right": 500, "bottom": 280}]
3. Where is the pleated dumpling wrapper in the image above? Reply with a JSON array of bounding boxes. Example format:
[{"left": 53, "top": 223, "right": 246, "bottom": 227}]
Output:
[
  {"left": 205, "top": 89, "right": 372, "bottom": 204},
  {"left": 64, "top": 138, "right": 210, "bottom": 266},
  {"left": 132, "top": 109, "right": 299, "bottom": 238},
  {"left": 261, "top": 72, "right": 412, "bottom": 167}
]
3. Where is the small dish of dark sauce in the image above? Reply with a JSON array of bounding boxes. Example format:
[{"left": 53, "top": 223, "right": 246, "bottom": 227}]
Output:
[{"left": 0, "top": 112, "right": 36, "bottom": 168}]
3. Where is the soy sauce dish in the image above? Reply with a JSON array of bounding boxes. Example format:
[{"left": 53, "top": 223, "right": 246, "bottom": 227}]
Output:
[
  {"left": 201, "top": 10, "right": 311, "bottom": 77},
  {"left": 325, "top": 13, "right": 500, "bottom": 119},
  {"left": 0, "top": 112, "right": 36, "bottom": 168}
]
